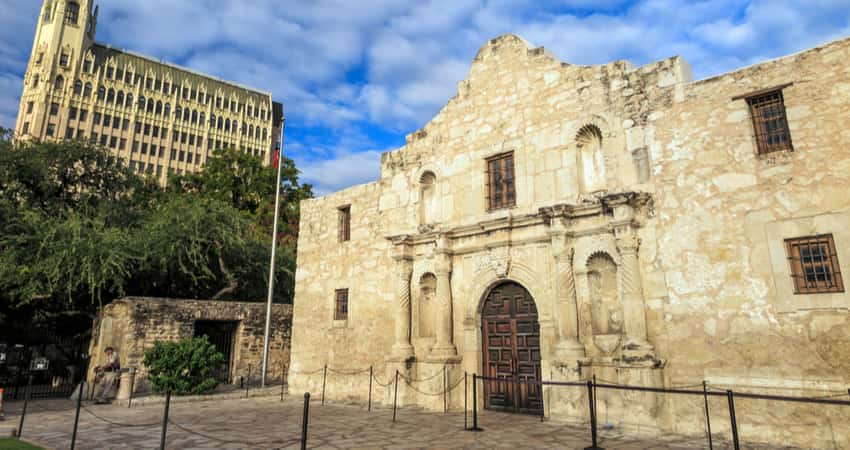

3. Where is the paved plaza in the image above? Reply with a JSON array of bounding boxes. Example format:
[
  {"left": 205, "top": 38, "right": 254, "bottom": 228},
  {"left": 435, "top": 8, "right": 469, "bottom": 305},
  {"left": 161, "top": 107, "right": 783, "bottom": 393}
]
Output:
[{"left": 3, "top": 395, "right": 765, "bottom": 449}]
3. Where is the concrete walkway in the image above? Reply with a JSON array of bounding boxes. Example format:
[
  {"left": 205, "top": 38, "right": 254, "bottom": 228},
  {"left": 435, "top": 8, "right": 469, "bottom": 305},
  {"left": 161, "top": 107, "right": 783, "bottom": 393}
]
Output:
[{"left": 2, "top": 396, "right": 771, "bottom": 449}]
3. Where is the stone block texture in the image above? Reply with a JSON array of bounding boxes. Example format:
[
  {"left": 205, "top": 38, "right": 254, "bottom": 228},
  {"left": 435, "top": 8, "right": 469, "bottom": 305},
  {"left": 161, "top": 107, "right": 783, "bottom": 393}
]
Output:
[
  {"left": 89, "top": 297, "right": 292, "bottom": 393},
  {"left": 290, "top": 34, "right": 850, "bottom": 448}
]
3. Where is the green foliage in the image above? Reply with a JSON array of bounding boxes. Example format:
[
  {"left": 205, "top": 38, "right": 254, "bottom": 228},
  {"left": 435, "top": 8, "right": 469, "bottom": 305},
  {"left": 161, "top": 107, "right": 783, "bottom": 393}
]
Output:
[
  {"left": 0, "top": 139, "right": 312, "bottom": 336},
  {"left": 142, "top": 336, "right": 225, "bottom": 395}
]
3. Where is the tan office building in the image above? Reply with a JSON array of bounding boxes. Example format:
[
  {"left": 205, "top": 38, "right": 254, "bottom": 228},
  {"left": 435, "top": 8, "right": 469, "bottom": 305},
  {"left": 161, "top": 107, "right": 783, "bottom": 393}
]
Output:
[{"left": 14, "top": 0, "right": 283, "bottom": 184}]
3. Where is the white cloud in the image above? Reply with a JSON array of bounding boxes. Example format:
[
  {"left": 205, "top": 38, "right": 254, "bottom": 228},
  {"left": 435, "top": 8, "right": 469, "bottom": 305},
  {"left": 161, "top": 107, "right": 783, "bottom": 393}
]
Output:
[{"left": 1, "top": 0, "right": 849, "bottom": 194}]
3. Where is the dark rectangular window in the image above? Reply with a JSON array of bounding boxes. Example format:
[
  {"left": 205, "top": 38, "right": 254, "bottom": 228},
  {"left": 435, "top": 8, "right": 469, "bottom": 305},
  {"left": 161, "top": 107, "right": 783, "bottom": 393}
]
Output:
[
  {"left": 135, "top": 122, "right": 142, "bottom": 133},
  {"left": 79, "top": 109, "right": 88, "bottom": 121},
  {"left": 103, "top": 115, "right": 111, "bottom": 127},
  {"left": 747, "top": 90, "right": 793, "bottom": 155},
  {"left": 786, "top": 235, "right": 844, "bottom": 294},
  {"left": 50, "top": 102, "right": 59, "bottom": 116},
  {"left": 59, "top": 53, "right": 69, "bottom": 67},
  {"left": 110, "top": 136, "right": 117, "bottom": 148},
  {"left": 26, "top": 102, "right": 34, "bottom": 114},
  {"left": 179, "top": 150, "right": 185, "bottom": 162},
  {"left": 338, "top": 205, "right": 351, "bottom": 242},
  {"left": 65, "top": 127, "right": 74, "bottom": 139},
  {"left": 119, "top": 138, "right": 126, "bottom": 150},
  {"left": 141, "top": 143, "right": 148, "bottom": 155},
  {"left": 187, "top": 152, "right": 193, "bottom": 164},
  {"left": 123, "top": 119, "right": 129, "bottom": 131},
  {"left": 144, "top": 124, "right": 151, "bottom": 135},
  {"left": 132, "top": 141, "right": 138, "bottom": 152},
  {"left": 46, "top": 123, "right": 55, "bottom": 136},
  {"left": 100, "top": 134, "right": 108, "bottom": 146},
  {"left": 486, "top": 152, "right": 516, "bottom": 210},
  {"left": 89, "top": 134, "right": 97, "bottom": 144},
  {"left": 150, "top": 145, "right": 157, "bottom": 156},
  {"left": 153, "top": 126, "right": 159, "bottom": 138},
  {"left": 334, "top": 289, "right": 349, "bottom": 321},
  {"left": 112, "top": 118, "right": 120, "bottom": 130},
  {"left": 170, "top": 149, "right": 177, "bottom": 160},
  {"left": 116, "top": 68, "right": 123, "bottom": 81},
  {"left": 69, "top": 107, "right": 77, "bottom": 120},
  {"left": 93, "top": 112, "right": 101, "bottom": 125}
]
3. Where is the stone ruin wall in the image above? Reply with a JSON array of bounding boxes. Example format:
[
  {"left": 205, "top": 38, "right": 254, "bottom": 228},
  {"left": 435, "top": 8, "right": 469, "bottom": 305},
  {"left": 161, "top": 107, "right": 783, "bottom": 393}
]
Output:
[
  {"left": 291, "top": 34, "right": 850, "bottom": 448},
  {"left": 89, "top": 297, "right": 292, "bottom": 393}
]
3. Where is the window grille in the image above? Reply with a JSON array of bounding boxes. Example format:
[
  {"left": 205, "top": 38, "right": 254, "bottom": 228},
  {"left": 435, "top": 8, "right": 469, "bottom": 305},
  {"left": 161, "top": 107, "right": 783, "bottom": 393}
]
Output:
[
  {"left": 747, "top": 90, "right": 793, "bottom": 155},
  {"left": 785, "top": 235, "right": 844, "bottom": 294},
  {"left": 338, "top": 206, "right": 351, "bottom": 242},
  {"left": 486, "top": 152, "right": 516, "bottom": 210},
  {"left": 334, "top": 289, "right": 349, "bottom": 321}
]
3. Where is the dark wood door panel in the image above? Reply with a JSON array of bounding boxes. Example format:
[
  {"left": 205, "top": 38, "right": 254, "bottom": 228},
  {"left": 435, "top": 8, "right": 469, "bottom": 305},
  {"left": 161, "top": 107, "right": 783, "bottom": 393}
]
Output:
[{"left": 481, "top": 282, "right": 542, "bottom": 415}]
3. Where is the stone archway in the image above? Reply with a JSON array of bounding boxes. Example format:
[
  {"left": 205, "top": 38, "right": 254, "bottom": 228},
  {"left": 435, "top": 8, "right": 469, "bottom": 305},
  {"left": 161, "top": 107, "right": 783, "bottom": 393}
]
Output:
[{"left": 480, "top": 281, "right": 543, "bottom": 415}]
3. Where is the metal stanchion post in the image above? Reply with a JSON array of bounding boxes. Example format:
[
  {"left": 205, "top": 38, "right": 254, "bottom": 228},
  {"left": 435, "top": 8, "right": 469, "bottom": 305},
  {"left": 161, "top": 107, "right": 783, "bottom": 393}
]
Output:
[
  {"left": 703, "top": 381, "right": 713, "bottom": 450},
  {"left": 321, "top": 365, "right": 327, "bottom": 406},
  {"left": 443, "top": 365, "right": 448, "bottom": 414},
  {"left": 392, "top": 370, "right": 399, "bottom": 423},
  {"left": 159, "top": 390, "right": 172, "bottom": 450},
  {"left": 17, "top": 375, "right": 32, "bottom": 438},
  {"left": 70, "top": 383, "right": 84, "bottom": 450},
  {"left": 281, "top": 360, "right": 286, "bottom": 402},
  {"left": 300, "top": 393, "right": 311, "bottom": 450},
  {"left": 367, "top": 366, "right": 373, "bottom": 412},
  {"left": 467, "top": 373, "right": 482, "bottom": 431},
  {"left": 464, "top": 372, "right": 468, "bottom": 430},
  {"left": 727, "top": 390, "right": 740, "bottom": 450},
  {"left": 246, "top": 364, "right": 252, "bottom": 398},
  {"left": 584, "top": 379, "right": 603, "bottom": 450},
  {"left": 128, "top": 368, "right": 136, "bottom": 408},
  {"left": 540, "top": 377, "right": 545, "bottom": 423}
]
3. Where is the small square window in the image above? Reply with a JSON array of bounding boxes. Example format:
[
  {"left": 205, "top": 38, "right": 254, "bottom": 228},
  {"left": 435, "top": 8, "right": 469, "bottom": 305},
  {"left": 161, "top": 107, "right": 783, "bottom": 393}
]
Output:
[
  {"left": 338, "top": 205, "right": 351, "bottom": 242},
  {"left": 785, "top": 235, "right": 844, "bottom": 295},
  {"left": 334, "top": 289, "right": 349, "bottom": 321}
]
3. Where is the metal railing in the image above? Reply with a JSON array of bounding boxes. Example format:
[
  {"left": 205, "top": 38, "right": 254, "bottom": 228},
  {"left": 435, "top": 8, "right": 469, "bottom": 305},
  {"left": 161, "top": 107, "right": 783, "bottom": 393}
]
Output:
[{"left": 468, "top": 373, "right": 850, "bottom": 450}]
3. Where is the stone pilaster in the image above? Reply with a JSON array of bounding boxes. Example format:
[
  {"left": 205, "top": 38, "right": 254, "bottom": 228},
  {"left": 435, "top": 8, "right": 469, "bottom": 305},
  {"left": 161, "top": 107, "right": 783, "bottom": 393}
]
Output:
[
  {"left": 613, "top": 222, "right": 655, "bottom": 364},
  {"left": 430, "top": 234, "right": 457, "bottom": 359},
  {"left": 390, "top": 237, "right": 415, "bottom": 360},
  {"left": 550, "top": 230, "right": 586, "bottom": 363}
]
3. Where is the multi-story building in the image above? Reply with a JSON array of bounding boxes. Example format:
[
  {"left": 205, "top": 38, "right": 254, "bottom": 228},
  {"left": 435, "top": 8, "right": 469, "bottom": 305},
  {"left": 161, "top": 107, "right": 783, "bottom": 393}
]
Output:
[{"left": 14, "top": 0, "right": 283, "bottom": 184}]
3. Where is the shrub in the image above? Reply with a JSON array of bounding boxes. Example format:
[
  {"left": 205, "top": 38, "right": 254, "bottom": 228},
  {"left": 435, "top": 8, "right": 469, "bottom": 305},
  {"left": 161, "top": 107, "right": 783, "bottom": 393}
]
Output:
[{"left": 143, "top": 336, "right": 224, "bottom": 395}]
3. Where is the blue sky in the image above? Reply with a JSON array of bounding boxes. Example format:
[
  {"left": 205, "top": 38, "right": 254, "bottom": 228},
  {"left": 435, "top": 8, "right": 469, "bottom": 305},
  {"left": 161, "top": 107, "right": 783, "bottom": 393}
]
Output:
[{"left": 1, "top": 0, "right": 849, "bottom": 195}]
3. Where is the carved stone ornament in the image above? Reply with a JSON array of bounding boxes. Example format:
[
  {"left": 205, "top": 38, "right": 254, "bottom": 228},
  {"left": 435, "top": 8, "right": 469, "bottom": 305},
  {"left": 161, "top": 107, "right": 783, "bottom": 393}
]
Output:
[{"left": 476, "top": 247, "right": 511, "bottom": 278}]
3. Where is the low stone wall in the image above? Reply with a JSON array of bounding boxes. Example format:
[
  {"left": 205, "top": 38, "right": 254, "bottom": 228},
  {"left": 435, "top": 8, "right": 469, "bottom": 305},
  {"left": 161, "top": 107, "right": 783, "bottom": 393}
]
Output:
[{"left": 88, "top": 297, "right": 292, "bottom": 393}]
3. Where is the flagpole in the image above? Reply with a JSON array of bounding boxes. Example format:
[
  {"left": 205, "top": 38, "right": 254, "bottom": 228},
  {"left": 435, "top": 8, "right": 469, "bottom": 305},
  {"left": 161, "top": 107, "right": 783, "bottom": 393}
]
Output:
[{"left": 261, "top": 117, "right": 286, "bottom": 388}]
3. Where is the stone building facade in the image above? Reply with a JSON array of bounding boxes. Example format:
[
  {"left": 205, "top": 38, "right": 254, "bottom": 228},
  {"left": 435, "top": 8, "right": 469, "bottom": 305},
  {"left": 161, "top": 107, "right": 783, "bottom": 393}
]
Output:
[
  {"left": 89, "top": 297, "right": 292, "bottom": 393},
  {"left": 290, "top": 34, "right": 850, "bottom": 448},
  {"left": 14, "top": 0, "right": 283, "bottom": 184}
]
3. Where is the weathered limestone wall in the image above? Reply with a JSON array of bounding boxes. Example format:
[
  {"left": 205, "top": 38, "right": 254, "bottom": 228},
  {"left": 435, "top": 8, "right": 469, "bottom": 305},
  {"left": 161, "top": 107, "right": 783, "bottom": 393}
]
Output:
[
  {"left": 291, "top": 34, "right": 850, "bottom": 448},
  {"left": 89, "top": 297, "right": 292, "bottom": 393}
]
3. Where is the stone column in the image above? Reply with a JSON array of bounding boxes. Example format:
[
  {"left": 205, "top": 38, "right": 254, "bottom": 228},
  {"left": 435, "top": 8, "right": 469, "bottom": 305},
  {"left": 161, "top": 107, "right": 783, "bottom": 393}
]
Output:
[
  {"left": 430, "top": 235, "right": 457, "bottom": 359},
  {"left": 551, "top": 231, "right": 586, "bottom": 362},
  {"left": 391, "top": 240, "right": 415, "bottom": 360},
  {"left": 614, "top": 224, "right": 655, "bottom": 363}
]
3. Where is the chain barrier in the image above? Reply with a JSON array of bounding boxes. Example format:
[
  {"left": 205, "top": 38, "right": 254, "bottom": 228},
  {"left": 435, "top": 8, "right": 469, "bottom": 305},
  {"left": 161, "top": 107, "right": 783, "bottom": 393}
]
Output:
[
  {"left": 404, "top": 366, "right": 447, "bottom": 383},
  {"left": 327, "top": 367, "right": 371, "bottom": 376},
  {"left": 372, "top": 373, "right": 394, "bottom": 388},
  {"left": 167, "top": 418, "right": 301, "bottom": 447},
  {"left": 289, "top": 367, "right": 326, "bottom": 376},
  {"left": 80, "top": 405, "right": 161, "bottom": 428},
  {"left": 401, "top": 374, "right": 466, "bottom": 396}
]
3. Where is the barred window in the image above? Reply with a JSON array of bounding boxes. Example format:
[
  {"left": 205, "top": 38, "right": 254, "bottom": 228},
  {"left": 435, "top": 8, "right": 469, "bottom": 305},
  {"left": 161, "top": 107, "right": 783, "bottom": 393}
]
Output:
[
  {"left": 486, "top": 152, "right": 516, "bottom": 210},
  {"left": 338, "top": 206, "right": 351, "bottom": 242},
  {"left": 747, "top": 89, "right": 793, "bottom": 155},
  {"left": 334, "top": 289, "right": 349, "bottom": 321},
  {"left": 785, "top": 235, "right": 844, "bottom": 295}
]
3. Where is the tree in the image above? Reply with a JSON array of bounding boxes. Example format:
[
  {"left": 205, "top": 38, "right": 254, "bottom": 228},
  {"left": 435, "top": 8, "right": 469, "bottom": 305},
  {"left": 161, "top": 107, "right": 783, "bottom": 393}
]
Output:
[{"left": 0, "top": 139, "right": 312, "bottom": 339}]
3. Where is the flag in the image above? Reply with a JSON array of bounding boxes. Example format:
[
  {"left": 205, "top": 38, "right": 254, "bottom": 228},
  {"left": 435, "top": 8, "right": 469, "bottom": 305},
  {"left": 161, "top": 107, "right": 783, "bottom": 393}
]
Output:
[{"left": 273, "top": 140, "right": 281, "bottom": 169}]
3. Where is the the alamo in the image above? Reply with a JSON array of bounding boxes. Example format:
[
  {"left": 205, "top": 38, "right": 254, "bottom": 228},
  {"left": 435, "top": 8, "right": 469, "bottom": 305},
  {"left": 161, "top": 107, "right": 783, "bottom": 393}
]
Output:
[{"left": 289, "top": 34, "right": 850, "bottom": 448}]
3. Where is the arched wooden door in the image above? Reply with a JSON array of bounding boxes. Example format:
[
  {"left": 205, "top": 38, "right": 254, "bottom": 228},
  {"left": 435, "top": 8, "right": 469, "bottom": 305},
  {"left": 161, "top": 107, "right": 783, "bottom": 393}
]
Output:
[{"left": 481, "top": 281, "right": 543, "bottom": 414}]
